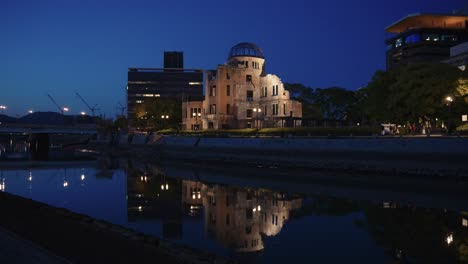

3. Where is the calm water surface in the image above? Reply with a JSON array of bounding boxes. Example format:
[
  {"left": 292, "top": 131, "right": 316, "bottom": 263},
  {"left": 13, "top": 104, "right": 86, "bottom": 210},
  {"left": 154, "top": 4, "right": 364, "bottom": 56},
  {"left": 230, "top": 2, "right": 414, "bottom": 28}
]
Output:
[{"left": 1, "top": 160, "right": 467, "bottom": 263}]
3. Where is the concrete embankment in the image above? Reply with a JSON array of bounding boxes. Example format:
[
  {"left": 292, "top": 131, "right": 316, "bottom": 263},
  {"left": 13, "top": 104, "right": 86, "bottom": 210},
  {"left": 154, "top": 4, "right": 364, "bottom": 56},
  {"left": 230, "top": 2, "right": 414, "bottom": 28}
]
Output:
[
  {"left": 0, "top": 191, "right": 233, "bottom": 264},
  {"left": 105, "top": 134, "right": 468, "bottom": 177}
]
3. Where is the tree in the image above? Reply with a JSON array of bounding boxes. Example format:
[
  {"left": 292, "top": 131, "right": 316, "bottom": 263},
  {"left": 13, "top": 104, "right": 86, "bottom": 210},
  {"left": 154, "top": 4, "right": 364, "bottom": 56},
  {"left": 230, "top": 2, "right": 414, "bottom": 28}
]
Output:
[
  {"left": 360, "top": 63, "right": 468, "bottom": 126},
  {"left": 312, "top": 87, "right": 357, "bottom": 120}
]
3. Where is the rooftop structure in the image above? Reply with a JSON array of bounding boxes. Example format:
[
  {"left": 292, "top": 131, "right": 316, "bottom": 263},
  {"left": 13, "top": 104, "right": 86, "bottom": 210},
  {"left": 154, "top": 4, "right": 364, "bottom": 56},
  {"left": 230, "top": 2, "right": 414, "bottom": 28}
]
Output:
[{"left": 385, "top": 13, "right": 468, "bottom": 70}]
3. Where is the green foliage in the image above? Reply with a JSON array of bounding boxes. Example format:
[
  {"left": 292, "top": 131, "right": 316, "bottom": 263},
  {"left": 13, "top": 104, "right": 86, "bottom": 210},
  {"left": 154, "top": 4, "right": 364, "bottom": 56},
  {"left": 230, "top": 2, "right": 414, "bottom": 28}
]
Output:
[
  {"left": 361, "top": 63, "right": 468, "bottom": 125},
  {"left": 136, "top": 98, "right": 182, "bottom": 130}
]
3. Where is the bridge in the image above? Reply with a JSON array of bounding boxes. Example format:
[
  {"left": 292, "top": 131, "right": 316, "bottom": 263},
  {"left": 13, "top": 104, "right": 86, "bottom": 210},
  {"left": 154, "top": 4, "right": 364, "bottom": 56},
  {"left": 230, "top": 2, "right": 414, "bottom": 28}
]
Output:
[{"left": 0, "top": 124, "right": 97, "bottom": 135}]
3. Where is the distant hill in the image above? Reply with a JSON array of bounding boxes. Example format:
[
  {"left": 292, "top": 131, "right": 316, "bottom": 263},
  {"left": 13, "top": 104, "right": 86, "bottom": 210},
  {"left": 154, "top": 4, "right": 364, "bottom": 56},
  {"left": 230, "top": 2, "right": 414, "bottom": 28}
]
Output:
[
  {"left": 19, "top": 112, "right": 68, "bottom": 125},
  {"left": 0, "top": 114, "right": 17, "bottom": 124},
  {"left": 1, "top": 112, "right": 96, "bottom": 126}
]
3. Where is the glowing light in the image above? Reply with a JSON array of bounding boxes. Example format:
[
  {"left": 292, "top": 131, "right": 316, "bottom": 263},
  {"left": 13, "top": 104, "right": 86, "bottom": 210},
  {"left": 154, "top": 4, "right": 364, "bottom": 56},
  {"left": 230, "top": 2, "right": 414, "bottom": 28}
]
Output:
[
  {"left": 192, "top": 194, "right": 196, "bottom": 199},
  {"left": 165, "top": 184, "right": 169, "bottom": 190},
  {"left": 28, "top": 176, "right": 32, "bottom": 182},
  {"left": 463, "top": 218, "right": 468, "bottom": 227},
  {"left": 446, "top": 234, "right": 454, "bottom": 245},
  {"left": 63, "top": 107, "right": 69, "bottom": 112},
  {"left": 161, "top": 184, "right": 164, "bottom": 190},
  {"left": 138, "top": 206, "right": 142, "bottom": 212},
  {"left": 81, "top": 174, "right": 85, "bottom": 181},
  {"left": 197, "top": 193, "right": 201, "bottom": 199},
  {"left": 253, "top": 208, "right": 257, "bottom": 212},
  {"left": 80, "top": 112, "right": 86, "bottom": 115},
  {"left": 144, "top": 176, "right": 147, "bottom": 182},
  {"left": 257, "top": 205, "right": 261, "bottom": 211},
  {"left": 28, "top": 110, "right": 33, "bottom": 114},
  {"left": 63, "top": 181, "right": 68, "bottom": 187},
  {"left": 446, "top": 96, "right": 453, "bottom": 103}
]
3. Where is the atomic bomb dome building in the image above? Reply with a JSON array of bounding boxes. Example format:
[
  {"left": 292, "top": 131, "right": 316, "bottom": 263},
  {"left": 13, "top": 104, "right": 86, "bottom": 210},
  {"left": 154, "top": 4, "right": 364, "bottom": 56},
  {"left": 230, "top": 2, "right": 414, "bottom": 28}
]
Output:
[{"left": 182, "top": 43, "right": 302, "bottom": 130}]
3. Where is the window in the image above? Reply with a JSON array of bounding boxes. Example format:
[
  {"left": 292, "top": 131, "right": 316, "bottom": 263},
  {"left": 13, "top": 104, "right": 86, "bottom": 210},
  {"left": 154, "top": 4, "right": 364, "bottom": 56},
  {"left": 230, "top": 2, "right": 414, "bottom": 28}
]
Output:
[
  {"left": 441, "top": 35, "right": 458, "bottom": 41},
  {"left": 264, "top": 105, "right": 267, "bottom": 115},
  {"left": 272, "top": 214, "right": 278, "bottom": 226},
  {"left": 210, "top": 85, "right": 216, "bottom": 96},
  {"left": 190, "top": 108, "right": 201, "bottom": 118},
  {"left": 226, "top": 72, "right": 230, "bottom": 80},
  {"left": 246, "top": 109, "right": 253, "bottom": 118},
  {"left": 283, "top": 103, "right": 286, "bottom": 115},
  {"left": 245, "top": 226, "right": 251, "bottom": 234},
  {"left": 405, "top": 34, "right": 420, "bottom": 44},
  {"left": 246, "top": 209, "right": 253, "bottom": 219},
  {"left": 261, "top": 87, "right": 267, "bottom": 97},
  {"left": 210, "top": 104, "right": 216, "bottom": 114},
  {"left": 272, "top": 85, "right": 279, "bottom": 96},
  {"left": 247, "top": 90, "right": 253, "bottom": 101},
  {"left": 272, "top": 104, "right": 278, "bottom": 115},
  {"left": 246, "top": 75, "right": 252, "bottom": 82},
  {"left": 226, "top": 104, "right": 230, "bottom": 114},
  {"left": 226, "top": 196, "right": 230, "bottom": 207},
  {"left": 395, "top": 38, "right": 403, "bottom": 48},
  {"left": 227, "top": 85, "right": 230, "bottom": 96},
  {"left": 226, "top": 214, "right": 230, "bottom": 225},
  {"left": 424, "top": 34, "right": 440, "bottom": 41}
]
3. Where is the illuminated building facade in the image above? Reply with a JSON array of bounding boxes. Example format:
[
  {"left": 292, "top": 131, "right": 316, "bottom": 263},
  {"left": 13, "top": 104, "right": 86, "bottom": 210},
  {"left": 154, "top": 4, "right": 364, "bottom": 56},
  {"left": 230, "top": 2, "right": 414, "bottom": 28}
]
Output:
[
  {"left": 385, "top": 13, "right": 468, "bottom": 70},
  {"left": 182, "top": 43, "right": 302, "bottom": 130},
  {"left": 127, "top": 52, "right": 203, "bottom": 126}
]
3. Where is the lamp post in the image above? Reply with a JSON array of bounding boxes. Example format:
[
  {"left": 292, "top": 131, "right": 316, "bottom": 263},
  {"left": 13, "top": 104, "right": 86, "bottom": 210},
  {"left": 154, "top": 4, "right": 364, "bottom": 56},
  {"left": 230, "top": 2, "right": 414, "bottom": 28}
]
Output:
[
  {"left": 161, "top": 115, "right": 169, "bottom": 129},
  {"left": 446, "top": 96, "right": 453, "bottom": 134},
  {"left": 192, "top": 112, "right": 201, "bottom": 130},
  {"left": 253, "top": 108, "right": 262, "bottom": 129},
  {"left": 0, "top": 105, "right": 6, "bottom": 114}
]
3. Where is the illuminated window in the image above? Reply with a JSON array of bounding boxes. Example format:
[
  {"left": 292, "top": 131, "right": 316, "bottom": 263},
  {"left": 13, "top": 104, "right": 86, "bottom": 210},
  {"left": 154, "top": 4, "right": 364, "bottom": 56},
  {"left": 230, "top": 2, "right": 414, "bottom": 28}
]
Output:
[
  {"left": 136, "top": 100, "right": 143, "bottom": 104},
  {"left": 405, "top": 34, "right": 420, "bottom": 44},
  {"left": 424, "top": 34, "right": 440, "bottom": 41},
  {"left": 189, "top": 82, "right": 202, "bottom": 85},
  {"left": 463, "top": 218, "right": 468, "bottom": 227},
  {"left": 395, "top": 38, "right": 403, "bottom": 48}
]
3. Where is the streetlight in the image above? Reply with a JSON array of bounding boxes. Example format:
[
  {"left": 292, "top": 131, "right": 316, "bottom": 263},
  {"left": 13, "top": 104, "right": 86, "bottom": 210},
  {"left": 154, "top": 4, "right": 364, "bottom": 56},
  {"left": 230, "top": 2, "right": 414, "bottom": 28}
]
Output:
[
  {"left": 28, "top": 110, "right": 34, "bottom": 114},
  {"left": 80, "top": 111, "right": 86, "bottom": 116},
  {"left": 63, "top": 107, "right": 69, "bottom": 112},
  {"left": 253, "top": 108, "right": 262, "bottom": 129},
  {"left": 445, "top": 96, "right": 453, "bottom": 134},
  {"left": 161, "top": 115, "right": 169, "bottom": 129},
  {"left": 192, "top": 112, "right": 201, "bottom": 130},
  {"left": 0, "top": 105, "right": 6, "bottom": 114}
]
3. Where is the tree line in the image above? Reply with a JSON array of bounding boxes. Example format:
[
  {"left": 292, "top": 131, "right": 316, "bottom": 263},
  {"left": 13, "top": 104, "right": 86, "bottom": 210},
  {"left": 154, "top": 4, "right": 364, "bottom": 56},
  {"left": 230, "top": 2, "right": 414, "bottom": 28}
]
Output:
[{"left": 286, "top": 63, "right": 468, "bottom": 129}]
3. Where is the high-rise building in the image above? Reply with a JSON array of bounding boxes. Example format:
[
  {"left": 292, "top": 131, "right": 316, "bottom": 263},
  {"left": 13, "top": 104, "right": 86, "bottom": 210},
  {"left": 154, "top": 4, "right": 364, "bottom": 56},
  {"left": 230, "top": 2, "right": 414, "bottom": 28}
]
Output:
[
  {"left": 385, "top": 13, "right": 468, "bottom": 70},
  {"left": 443, "top": 41, "right": 468, "bottom": 71},
  {"left": 182, "top": 43, "right": 302, "bottom": 130},
  {"left": 164, "top": 51, "right": 184, "bottom": 69},
  {"left": 127, "top": 51, "right": 203, "bottom": 126}
]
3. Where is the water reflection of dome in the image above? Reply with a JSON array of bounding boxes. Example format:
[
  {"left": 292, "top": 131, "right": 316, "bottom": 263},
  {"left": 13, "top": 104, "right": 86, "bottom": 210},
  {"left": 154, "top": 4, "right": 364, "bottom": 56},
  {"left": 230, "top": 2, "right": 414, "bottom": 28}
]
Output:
[{"left": 228, "top": 42, "right": 265, "bottom": 59}]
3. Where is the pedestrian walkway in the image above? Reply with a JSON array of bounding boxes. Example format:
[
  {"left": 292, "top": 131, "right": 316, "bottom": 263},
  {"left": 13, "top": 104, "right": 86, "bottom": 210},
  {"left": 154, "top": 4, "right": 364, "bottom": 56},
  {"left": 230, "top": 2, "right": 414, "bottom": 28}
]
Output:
[{"left": 0, "top": 226, "right": 68, "bottom": 264}]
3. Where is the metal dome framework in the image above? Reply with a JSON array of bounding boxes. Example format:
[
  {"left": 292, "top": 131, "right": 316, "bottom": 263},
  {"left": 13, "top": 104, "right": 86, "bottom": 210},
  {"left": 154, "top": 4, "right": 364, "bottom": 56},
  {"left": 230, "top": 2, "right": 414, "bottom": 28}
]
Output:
[{"left": 228, "top": 42, "right": 265, "bottom": 59}]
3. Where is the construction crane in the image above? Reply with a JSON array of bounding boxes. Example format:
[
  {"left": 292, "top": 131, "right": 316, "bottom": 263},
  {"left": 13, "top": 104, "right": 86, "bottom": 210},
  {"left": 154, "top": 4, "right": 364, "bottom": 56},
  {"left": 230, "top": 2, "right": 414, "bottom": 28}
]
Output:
[
  {"left": 116, "top": 102, "right": 126, "bottom": 117},
  {"left": 75, "top": 92, "right": 99, "bottom": 116},
  {"left": 47, "top": 94, "right": 65, "bottom": 114}
]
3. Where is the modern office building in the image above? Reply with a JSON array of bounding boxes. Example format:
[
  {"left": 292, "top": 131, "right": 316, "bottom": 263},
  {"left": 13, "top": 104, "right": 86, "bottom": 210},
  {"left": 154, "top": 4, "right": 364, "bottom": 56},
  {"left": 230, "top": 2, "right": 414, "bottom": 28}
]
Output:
[
  {"left": 385, "top": 13, "right": 468, "bottom": 70},
  {"left": 443, "top": 41, "right": 468, "bottom": 71},
  {"left": 182, "top": 43, "right": 302, "bottom": 130},
  {"left": 127, "top": 52, "right": 203, "bottom": 126}
]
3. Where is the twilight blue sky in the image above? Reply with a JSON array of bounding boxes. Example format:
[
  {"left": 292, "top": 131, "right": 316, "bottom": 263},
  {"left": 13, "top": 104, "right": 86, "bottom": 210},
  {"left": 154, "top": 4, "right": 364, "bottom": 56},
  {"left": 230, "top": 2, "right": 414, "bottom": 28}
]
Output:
[{"left": 1, "top": 0, "right": 466, "bottom": 118}]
